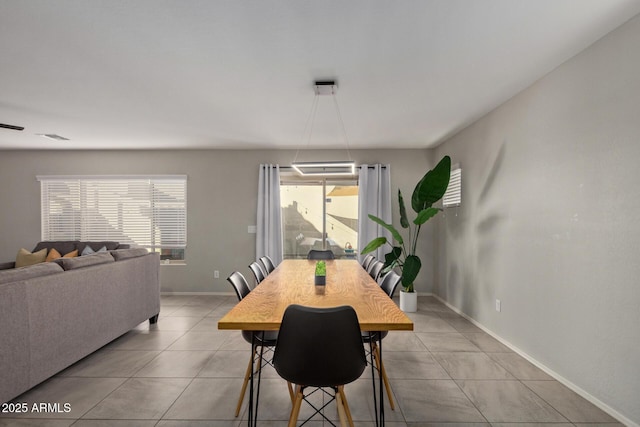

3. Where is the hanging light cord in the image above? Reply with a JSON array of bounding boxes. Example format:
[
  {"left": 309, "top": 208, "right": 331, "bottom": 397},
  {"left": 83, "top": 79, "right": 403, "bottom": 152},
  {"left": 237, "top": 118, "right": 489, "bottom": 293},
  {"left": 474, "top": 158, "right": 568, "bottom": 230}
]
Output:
[
  {"left": 293, "top": 94, "right": 320, "bottom": 163},
  {"left": 332, "top": 90, "right": 353, "bottom": 162}
]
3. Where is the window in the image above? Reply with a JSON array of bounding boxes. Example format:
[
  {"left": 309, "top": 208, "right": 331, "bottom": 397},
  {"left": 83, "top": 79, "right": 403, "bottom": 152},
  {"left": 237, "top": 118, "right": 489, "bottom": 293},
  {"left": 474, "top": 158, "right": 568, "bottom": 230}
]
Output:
[
  {"left": 443, "top": 165, "right": 462, "bottom": 208},
  {"left": 280, "top": 177, "right": 358, "bottom": 259},
  {"left": 38, "top": 175, "right": 187, "bottom": 262}
]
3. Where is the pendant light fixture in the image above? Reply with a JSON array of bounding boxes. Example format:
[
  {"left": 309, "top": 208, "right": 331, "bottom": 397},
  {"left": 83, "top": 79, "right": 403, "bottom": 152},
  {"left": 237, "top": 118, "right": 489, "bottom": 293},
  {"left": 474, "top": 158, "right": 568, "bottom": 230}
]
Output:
[{"left": 291, "top": 81, "right": 356, "bottom": 176}]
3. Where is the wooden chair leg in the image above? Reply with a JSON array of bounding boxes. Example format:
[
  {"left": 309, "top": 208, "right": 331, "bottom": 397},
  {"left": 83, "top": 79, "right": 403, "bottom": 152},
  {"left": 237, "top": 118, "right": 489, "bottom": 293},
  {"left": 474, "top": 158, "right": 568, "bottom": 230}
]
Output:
[
  {"left": 287, "top": 381, "right": 295, "bottom": 404},
  {"left": 373, "top": 343, "right": 396, "bottom": 410},
  {"left": 337, "top": 385, "right": 354, "bottom": 427},
  {"left": 235, "top": 347, "right": 257, "bottom": 417},
  {"left": 288, "top": 385, "right": 304, "bottom": 427},
  {"left": 336, "top": 395, "right": 350, "bottom": 427}
]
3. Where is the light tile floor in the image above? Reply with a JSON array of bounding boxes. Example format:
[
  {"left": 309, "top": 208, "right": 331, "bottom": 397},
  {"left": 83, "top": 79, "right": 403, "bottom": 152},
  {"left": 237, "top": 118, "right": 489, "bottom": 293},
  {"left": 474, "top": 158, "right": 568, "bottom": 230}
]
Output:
[{"left": 0, "top": 295, "right": 623, "bottom": 426}]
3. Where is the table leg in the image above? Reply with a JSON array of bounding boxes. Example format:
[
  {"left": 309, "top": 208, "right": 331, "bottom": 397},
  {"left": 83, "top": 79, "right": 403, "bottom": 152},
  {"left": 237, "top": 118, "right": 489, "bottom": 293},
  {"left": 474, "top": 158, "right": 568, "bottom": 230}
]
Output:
[
  {"left": 247, "top": 332, "right": 266, "bottom": 427},
  {"left": 248, "top": 334, "right": 255, "bottom": 427},
  {"left": 378, "top": 332, "right": 385, "bottom": 426},
  {"left": 369, "top": 339, "right": 379, "bottom": 427},
  {"left": 254, "top": 334, "right": 265, "bottom": 427}
]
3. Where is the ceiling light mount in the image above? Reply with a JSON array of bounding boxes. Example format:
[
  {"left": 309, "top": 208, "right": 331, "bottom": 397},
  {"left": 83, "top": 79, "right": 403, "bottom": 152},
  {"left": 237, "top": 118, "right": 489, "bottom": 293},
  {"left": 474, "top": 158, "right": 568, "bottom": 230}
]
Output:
[
  {"left": 314, "top": 81, "right": 337, "bottom": 96},
  {"left": 292, "top": 79, "right": 355, "bottom": 176}
]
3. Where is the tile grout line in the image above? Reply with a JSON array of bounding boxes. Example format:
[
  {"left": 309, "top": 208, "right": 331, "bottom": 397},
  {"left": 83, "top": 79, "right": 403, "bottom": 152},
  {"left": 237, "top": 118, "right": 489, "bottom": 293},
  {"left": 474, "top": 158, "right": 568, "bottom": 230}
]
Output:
[{"left": 421, "top": 319, "right": 491, "bottom": 425}]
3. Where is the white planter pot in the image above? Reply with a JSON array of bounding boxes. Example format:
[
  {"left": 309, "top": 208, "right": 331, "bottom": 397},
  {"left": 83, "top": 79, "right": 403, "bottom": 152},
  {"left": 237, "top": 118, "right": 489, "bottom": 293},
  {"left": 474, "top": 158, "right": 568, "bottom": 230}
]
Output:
[{"left": 399, "top": 290, "right": 417, "bottom": 312}]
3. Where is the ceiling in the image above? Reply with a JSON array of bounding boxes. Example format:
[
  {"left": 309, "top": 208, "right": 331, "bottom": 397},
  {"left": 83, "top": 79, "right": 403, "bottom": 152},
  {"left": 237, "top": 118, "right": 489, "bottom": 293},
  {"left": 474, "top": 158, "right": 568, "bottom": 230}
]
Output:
[{"left": 1, "top": 1, "right": 640, "bottom": 151}]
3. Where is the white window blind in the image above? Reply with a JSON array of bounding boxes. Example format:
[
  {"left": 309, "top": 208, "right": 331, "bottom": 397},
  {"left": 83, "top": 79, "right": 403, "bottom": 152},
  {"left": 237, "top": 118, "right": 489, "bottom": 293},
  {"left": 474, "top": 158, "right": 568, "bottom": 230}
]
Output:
[
  {"left": 38, "top": 175, "right": 187, "bottom": 250},
  {"left": 443, "top": 167, "right": 461, "bottom": 208}
]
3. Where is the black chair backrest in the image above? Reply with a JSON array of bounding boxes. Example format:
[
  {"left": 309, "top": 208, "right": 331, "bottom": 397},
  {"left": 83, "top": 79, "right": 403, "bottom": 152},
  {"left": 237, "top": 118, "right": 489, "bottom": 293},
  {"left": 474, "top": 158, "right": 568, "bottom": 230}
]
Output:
[
  {"left": 365, "top": 259, "right": 378, "bottom": 273},
  {"left": 274, "top": 305, "right": 366, "bottom": 387},
  {"left": 379, "top": 271, "right": 401, "bottom": 299},
  {"left": 249, "top": 261, "right": 266, "bottom": 284},
  {"left": 307, "top": 249, "right": 335, "bottom": 260},
  {"left": 227, "top": 271, "right": 251, "bottom": 301},
  {"left": 227, "top": 271, "right": 277, "bottom": 346},
  {"left": 368, "top": 261, "right": 384, "bottom": 281},
  {"left": 259, "top": 256, "right": 276, "bottom": 274},
  {"left": 361, "top": 254, "right": 375, "bottom": 270}
]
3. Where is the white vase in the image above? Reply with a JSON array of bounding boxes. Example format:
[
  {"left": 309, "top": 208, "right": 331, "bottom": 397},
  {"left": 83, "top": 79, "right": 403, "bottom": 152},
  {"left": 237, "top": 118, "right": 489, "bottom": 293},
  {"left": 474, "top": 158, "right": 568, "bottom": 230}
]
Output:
[{"left": 399, "top": 290, "right": 417, "bottom": 312}]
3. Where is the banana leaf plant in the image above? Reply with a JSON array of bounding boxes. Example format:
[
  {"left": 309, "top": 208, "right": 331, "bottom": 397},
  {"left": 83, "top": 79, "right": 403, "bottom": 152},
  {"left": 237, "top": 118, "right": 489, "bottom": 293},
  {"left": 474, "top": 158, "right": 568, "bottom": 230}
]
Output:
[{"left": 361, "top": 155, "right": 451, "bottom": 292}]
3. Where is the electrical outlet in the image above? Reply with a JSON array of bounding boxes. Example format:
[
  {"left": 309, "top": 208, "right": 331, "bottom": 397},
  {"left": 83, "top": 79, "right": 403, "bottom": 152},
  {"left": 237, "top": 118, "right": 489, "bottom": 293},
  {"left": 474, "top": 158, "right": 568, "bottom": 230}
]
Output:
[
  {"left": 214, "top": 270, "right": 219, "bottom": 279},
  {"left": 495, "top": 299, "right": 501, "bottom": 312}
]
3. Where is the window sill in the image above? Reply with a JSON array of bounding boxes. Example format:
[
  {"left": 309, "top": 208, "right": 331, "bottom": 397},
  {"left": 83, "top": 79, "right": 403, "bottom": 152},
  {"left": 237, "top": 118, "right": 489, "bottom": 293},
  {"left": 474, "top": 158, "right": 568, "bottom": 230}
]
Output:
[{"left": 160, "top": 260, "right": 186, "bottom": 266}]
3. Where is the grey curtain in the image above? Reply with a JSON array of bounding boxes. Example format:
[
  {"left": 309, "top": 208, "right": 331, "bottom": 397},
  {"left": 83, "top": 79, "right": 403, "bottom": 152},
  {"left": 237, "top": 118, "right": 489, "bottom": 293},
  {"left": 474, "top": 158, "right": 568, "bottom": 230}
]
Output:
[
  {"left": 357, "top": 164, "right": 392, "bottom": 262},
  {"left": 256, "top": 164, "right": 283, "bottom": 265}
]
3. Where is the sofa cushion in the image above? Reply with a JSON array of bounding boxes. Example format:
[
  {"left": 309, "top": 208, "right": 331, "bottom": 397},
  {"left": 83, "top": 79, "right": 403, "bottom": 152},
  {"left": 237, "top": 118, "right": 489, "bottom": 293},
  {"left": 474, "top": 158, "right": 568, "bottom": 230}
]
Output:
[
  {"left": 16, "top": 248, "right": 48, "bottom": 268},
  {"left": 57, "top": 252, "right": 115, "bottom": 271},
  {"left": 0, "top": 261, "right": 16, "bottom": 270},
  {"left": 81, "top": 245, "right": 107, "bottom": 256},
  {"left": 110, "top": 248, "right": 149, "bottom": 261},
  {"left": 77, "top": 241, "right": 121, "bottom": 254},
  {"left": 0, "top": 262, "right": 64, "bottom": 285},
  {"left": 33, "top": 241, "right": 79, "bottom": 256}
]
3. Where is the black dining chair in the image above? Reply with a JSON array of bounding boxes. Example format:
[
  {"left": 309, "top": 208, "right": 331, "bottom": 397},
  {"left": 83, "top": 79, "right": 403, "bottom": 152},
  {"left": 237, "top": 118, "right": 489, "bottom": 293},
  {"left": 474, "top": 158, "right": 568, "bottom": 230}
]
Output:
[
  {"left": 227, "top": 271, "right": 285, "bottom": 417},
  {"left": 361, "top": 254, "right": 375, "bottom": 270},
  {"left": 307, "top": 249, "right": 335, "bottom": 260},
  {"left": 367, "top": 260, "right": 385, "bottom": 282},
  {"left": 259, "top": 255, "right": 276, "bottom": 274},
  {"left": 248, "top": 261, "right": 267, "bottom": 285},
  {"left": 273, "top": 304, "right": 366, "bottom": 427},
  {"left": 362, "top": 270, "right": 402, "bottom": 410}
]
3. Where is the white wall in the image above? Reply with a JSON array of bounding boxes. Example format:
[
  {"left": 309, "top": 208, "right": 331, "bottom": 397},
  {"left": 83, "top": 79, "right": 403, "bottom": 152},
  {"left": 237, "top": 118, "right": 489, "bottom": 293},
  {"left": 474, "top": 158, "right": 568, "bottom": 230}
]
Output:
[
  {"left": 0, "top": 148, "right": 436, "bottom": 293},
  {"left": 434, "top": 14, "right": 640, "bottom": 425}
]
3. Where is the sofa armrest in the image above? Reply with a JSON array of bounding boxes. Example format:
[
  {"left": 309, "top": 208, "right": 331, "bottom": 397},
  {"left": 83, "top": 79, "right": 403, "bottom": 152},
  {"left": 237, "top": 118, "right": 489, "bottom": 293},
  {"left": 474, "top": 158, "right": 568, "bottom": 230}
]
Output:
[{"left": 0, "top": 261, "right": 16, "bottom": 270}]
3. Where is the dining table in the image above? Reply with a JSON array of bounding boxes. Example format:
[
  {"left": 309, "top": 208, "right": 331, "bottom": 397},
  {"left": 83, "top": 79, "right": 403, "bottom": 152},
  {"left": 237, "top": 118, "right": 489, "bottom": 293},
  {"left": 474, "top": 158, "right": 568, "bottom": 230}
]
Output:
[{"left": 218, "top": 258, "right": 414, "bottom": 427}]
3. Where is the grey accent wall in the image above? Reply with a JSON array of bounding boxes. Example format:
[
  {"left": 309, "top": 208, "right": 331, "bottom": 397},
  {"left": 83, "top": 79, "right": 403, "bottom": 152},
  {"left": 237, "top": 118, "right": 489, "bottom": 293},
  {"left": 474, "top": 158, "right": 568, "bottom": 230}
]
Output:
[
  {"left": 0, "top": 149, "right": 436, "bottom": 293},
  {"left": 434, "top": 14, "right": 640, "bottom": 425}
]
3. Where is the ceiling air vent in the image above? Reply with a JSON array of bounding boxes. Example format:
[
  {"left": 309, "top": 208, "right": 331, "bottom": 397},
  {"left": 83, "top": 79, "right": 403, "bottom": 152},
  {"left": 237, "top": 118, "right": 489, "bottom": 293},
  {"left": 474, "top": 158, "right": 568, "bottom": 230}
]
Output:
[
  {"left": 37, "top": 134, "right": 70, "bottom": 141},
  {"left": 0, "top": 123, "right": 24, "bottom": 131}
]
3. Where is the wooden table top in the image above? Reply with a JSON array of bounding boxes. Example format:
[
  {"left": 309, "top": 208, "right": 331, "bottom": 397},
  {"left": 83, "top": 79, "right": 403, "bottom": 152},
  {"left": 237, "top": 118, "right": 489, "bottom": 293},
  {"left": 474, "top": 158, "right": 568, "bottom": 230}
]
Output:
[{"left": 218, "top": 259, "right": 414, "bottom": 332}]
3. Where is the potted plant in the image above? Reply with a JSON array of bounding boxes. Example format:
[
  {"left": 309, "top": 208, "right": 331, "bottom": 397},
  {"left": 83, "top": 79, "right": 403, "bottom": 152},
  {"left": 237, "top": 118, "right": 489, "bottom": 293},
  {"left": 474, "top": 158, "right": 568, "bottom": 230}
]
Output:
[
  {"left": 314, "top": 260, "right": 326, "bottom": 286},
  {"left": 361, "top": 155, "right": 451, "bottom": 312}
]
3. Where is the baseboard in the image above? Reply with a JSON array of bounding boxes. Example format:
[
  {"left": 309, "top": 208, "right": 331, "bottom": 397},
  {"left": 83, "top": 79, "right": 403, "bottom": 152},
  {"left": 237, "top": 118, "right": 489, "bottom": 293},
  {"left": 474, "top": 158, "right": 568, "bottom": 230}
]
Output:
[
  {"left": 429, "top": 294, "right": 635, "bottom": 427},
  {"left": 161, "top": 291, "right": 234, "bottom": 296}
]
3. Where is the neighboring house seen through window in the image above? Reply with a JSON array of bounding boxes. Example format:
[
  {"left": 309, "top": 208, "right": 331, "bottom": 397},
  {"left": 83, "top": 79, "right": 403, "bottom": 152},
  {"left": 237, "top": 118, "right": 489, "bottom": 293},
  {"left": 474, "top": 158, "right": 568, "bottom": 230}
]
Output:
[{"left": 280, "top": 176, "right": 358, "bottom": 259}]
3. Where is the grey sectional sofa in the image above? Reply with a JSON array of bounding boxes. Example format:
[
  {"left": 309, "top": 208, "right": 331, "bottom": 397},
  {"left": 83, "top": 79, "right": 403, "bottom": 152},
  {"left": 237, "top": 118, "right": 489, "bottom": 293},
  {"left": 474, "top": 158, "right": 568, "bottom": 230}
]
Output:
[{"left": 0, "top": 241, "right": 160, "bottom": 404}]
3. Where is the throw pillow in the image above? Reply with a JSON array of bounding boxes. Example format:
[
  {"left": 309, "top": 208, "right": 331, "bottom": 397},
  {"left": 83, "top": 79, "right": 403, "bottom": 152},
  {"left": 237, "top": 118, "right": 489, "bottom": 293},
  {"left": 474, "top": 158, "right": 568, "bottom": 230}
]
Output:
[
  {"left": 81, "top": 245, "right": 107, "bottom": 256},
  {"left": 15, "top": 248, "right": 48, "bottom": 268},
  {"left": 45, "top": 248, "right": 79, "bottom": 262},
  {"left": 45, "top": 248, "right": 62, "bottom": 262},
  {"left": 63, "top": 249, "right": 79, "bottom": 258}
]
